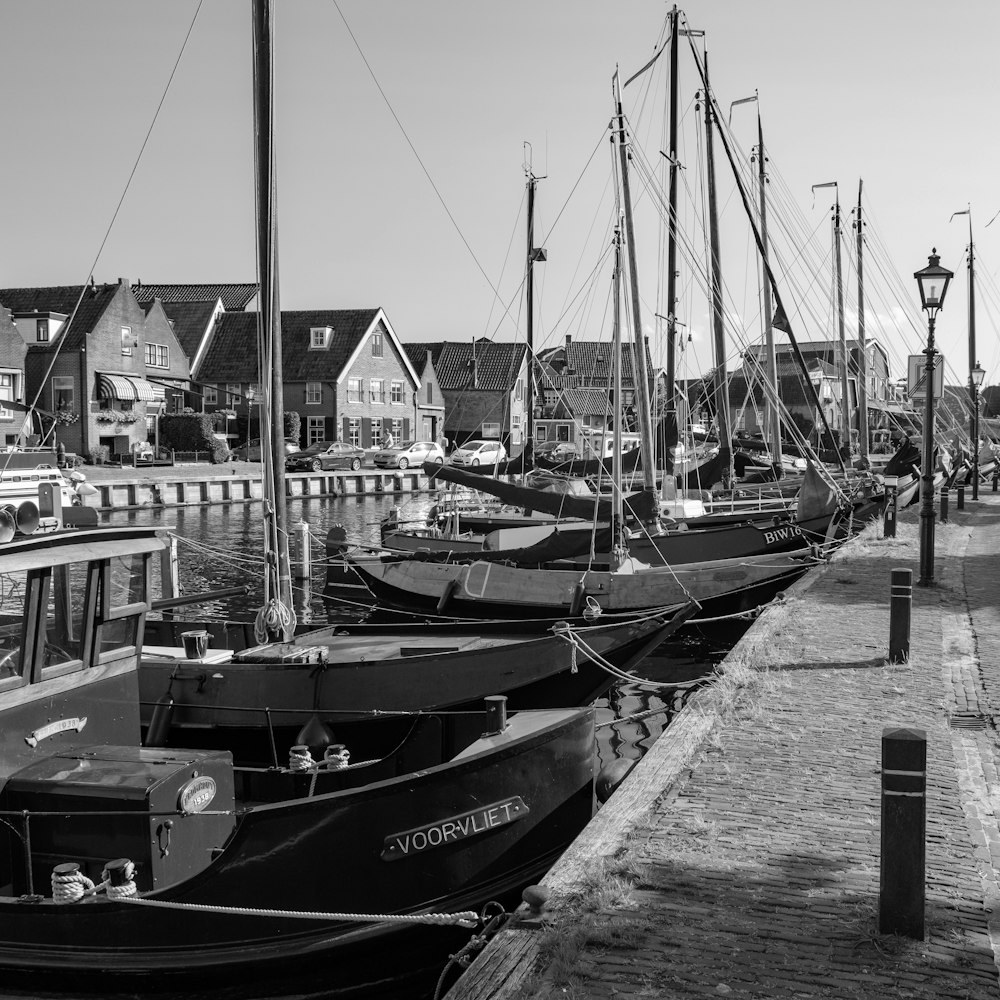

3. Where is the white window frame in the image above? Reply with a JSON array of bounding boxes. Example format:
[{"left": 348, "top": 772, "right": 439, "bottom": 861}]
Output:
[
  {"left": 369, "top": 379, "right": 384, "bottom": 403},
  {"left": 482, "top": 422, "right": 501, "bottom": 439},
  {"left": 348, "top": 418, "right": 361, "bottom": 447},
  {"left": 370, "top": 417, "right": 383, "bottom": 444},
  {"left": 0, "top": 373, "right": 13, "bottom": 420},
  {"left": 145, "top": 342, "right": 169, "bottom": 368},
  {"left": 36, "top": 319, "right": 49, "bottom": 343},
  {"left": 391, "top": 418, "right": 403, "bottom": 440},
  {"left": 310, "top": 327, "right": 332, "bottom": 350},
  {"left": 226, "top": 383, "right": 242, "bottom": 405},
  {"left": 390, "top": 380, "right": 404, "bottom": 405},
  {"left": 347, "top": 378, "right": 363, "bottom": 402},
  {"left": 52, "top": 375, "right": 74, "bottom": 413},
  {"left": 306, "top": 417, "right": 325, "bottom": 445},
  {"left": 305, "top": 382, "right": 323, "bottom": 404},
  {"left": 121, "top": 326, "right": 133, "bottom": 357},
  {"left": 204, "top": 385, "right": 218, "bottom": 406},
  {"left": 371, "top": 331, "right": 384, "bottom": 358}
]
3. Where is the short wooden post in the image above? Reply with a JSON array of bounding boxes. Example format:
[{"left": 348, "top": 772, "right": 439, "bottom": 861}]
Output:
[
  {"left": 939, "top": 486, "right": 949, "bottom": 524},
  {"left": 888, "top": 569, "right": 911, "bottom": 663},
  {"left": 957, "top": 485, "right": 965, "bottom": 510},
  {"left": 883, "top": 480, "right": 898, "bottom": 539},
  {"left": 159, "top": 536, "right": 180, "bottom": 621},
  {"left": 879, "top": 728, "right": 926, "bottom": 939},
  {"left": 293, "top": 520, "right": 311, "bottom": 587}
]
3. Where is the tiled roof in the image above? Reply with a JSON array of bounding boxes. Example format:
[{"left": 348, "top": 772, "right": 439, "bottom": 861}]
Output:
[
  {"left": 131, "top": 283, "right": 258, "bottom": 310},
  {"left": 152, "top": 299, "right": 220, "bottom": 362},
  {"left": 1, "top": 284, "right": 121, "bottom": 353},
  {"left": 199, "top": 309, "right": 382, "bottom": 382},
  {"left": 559, "top": 387, "right": 613, "bottom": 418},
  {"left": 435, "top": 340, "right": 527, "bottom": 391},
  {"left": 563, "top": 340, "right": 652, "bottom": 384},
  {"left": 403, "top": 342, "right": 444, "bottom": 372}
]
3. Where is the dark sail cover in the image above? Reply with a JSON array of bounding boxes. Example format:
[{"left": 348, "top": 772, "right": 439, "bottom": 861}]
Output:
[
  {"left": 883, "top": 439, "right": 921, "bottom": 477},
  {"left": 423, "top": 462, "right": 657, "bottom": 522}
]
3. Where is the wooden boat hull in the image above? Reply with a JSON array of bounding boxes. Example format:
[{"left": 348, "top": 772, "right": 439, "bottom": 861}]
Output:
[
  {"left": 0, "top": 706, "right": 596, "bottom": 996},
  {"left": 352, "top": 552, "right": 811, "bottom": 621}
]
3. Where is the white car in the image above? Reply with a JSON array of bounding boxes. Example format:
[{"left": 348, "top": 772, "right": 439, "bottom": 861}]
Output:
[
  {"left": 373, "top": 440, "right": 445, "bottom": 469},
  {"left": 449, "top": 439, "right": 507, "bottom": 467}
]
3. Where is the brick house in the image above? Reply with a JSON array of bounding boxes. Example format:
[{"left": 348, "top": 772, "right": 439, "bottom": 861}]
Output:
[
  {"left": 433, "top": 340, "right": 528, "bottom": 451},
  {"left": 402, "top": 343, "right": 447, "bottom": 446},
  {"left": 197, "top": 308, "right": 420, "bottom": 449},
  {"left": 0, "top": 279, "right": 190, "bottom": 459},
  {"left": 0, "top": 304, "right": 27, "bottom": 446}
]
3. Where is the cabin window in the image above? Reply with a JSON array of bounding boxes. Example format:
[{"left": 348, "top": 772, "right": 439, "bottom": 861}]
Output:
[
  {"left": 305, "top": 382, "right": 323, "bottom": 404},
  {"left": 371, "top": 331, "right": 384, "bottom": 358},
  {"left": 347, "top": 378, "right": 363, "bottom": 403},
  {"left": 390, "top": 381, "right": 404, "bottom": 405}
]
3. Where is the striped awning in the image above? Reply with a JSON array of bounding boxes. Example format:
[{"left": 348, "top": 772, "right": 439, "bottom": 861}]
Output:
[{"left": 97, "top": 373, "right": 163, "bottom": 402}]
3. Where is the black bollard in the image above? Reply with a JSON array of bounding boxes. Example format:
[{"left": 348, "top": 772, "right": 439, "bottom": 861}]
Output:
[
  {"left": 993, "top": 469, "right": 998, "bottom": 493},
  {"left": 883, "top": 480, "right": 898, "bottom": 539},
  {"left": 888, "top": 569, "right": 911, "bottom": 664},
  {"left": 957, "top": 485, "right": 965, "bottom": 510},
  {"left": 939, "top": 486, "right": 949, "bottom": 524},
  {"left": 879, "top": 728, "right": 926, "bottom": 939}
]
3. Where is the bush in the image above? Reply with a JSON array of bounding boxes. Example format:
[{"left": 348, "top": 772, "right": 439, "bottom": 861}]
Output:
[
  {"left": 88, "top": 445, "right": 110, "bottom": 465},
  {"left": 210, "top": 440, "right": 231, "bottom": 464},
  {"left": 160, "top": 413, "right": 218, "bottom": 452},
  {"left": 284, "top": 411, "right": 301, "bottom": 444}
]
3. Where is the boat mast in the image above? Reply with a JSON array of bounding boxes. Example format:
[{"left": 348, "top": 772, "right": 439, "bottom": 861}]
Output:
[
  {"left": 523, "top": 146, "right": 545, "bottom": 478},
  {"left": 855, "top": 180, "right": 869, "bottom": 466},
  {"left": 612, "top": 221, "right": 625, "bottom": 541},
  {"left": 252, "top": 0, "right": 293, "bottom": 639},
  {"left": 663, "top": 5, "right": 680, "bottom": 452},
  {"left": 701, "top": 54, "right": 733, "bottom": 485},
  {"left": 755, "top": 107, "right": 782, "bottom": 478},
  {"left": 966, "top": 213, "right": 977, "bottom": 471},
  {"left": 612, "top": 69, "right": 658, "bottom": 516}
]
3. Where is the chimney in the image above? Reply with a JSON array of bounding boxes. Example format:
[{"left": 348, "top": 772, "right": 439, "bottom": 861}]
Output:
[
  {"left": 565, "top": 334, "right": 572, "bottom": 347},
  {"left": 118, "top": 277, "right": 130, "bottom": 288}
]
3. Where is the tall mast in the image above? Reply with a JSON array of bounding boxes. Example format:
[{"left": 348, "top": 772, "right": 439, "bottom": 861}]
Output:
[
  {"left": 252, "top": 0, "right": 293, "bottom": 639},
  {"left": 756, "top": 108, "right": 781, "bottom": 477},
  {"left": 966, "top": 213, "right": 977, "bottom": 467},
  {"left": 663, "top": 5, "right": 680, "bottom": 435},
  {"left": 702, "top": 54, "right": 733, "bottom": 484},
  {"left": 612, "top": 221, "right": 624, "bottom": 539},
  {"left": 855, "top": 180, "right": 869, "bottom": 466},
  {"left": 612, "top": 69, "right": 657, "bottom": 513},
  {"left": 523, "top": 147, "right": 545, "bottom": 475}
]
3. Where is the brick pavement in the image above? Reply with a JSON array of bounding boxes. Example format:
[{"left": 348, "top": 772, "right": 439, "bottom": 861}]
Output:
[{"left": 448, "top": 492, "right": 1000, "bottom": 999}]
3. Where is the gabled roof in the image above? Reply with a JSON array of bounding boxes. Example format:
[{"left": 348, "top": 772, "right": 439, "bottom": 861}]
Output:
[
  {"left": 403, "top": 342, "right": 445, "bottom": 372},
  {"left": 149, "top": 299, "right": 221, "bottom": 364},
  {"left": 131, "top": 283, "right": 258, "bottom": 310},
  {"left": 0, "top": 284, "right": 121, "bottom": 353},
  {"left": 563, "top": 340, "right": 652, "bottom": 384},
  {"left": 559, "top": 387, "right": 614, "bottom": 418},
  {"left": 199, "top": 308, "right": 409, "bottom": 383},
  {"left": 435, "top": 340, "right": 527, "bottom": 391}
]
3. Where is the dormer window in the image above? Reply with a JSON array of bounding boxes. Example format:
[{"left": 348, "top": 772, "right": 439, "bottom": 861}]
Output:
[
  {"left": 310, "top": 327, "right": 332, "bottom": 350},
  {"left": 36, "top": 319, "right": 49, "bottom": 343}
]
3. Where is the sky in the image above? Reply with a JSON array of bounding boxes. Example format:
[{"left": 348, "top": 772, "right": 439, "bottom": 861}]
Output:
[{"left": 2, "top": 0, "right": 999, "bottom": 387}]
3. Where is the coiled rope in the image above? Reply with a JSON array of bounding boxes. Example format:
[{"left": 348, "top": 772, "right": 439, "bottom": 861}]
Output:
[{"left": 118, "top": 896, "right": 478, "bottom": 928}]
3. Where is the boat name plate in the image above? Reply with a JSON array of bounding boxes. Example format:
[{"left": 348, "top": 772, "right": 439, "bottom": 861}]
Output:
[
  {"left": 24, "top": 716, "right": 87, "bottom": 747},
  {"left": 381, "top": 796, "right": 529, "bottom": 861},
  {"left": 177, "top": 775, "right": 218, "bottom": 814},
  {"left": 762, "top": 525, "right": 803, "bottom": 546}
]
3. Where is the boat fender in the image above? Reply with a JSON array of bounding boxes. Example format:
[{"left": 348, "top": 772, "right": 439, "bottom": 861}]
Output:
[
  {"left": 596, "top": 758, "right": 635, "bottom": 804},
  {"left": 144, "top": 691, "right": 175, "bottom": 748},
  {"left": 437, "top": 578, "right": 460, "bottom": 615},
  {"left": 569, "top": 581, "right": 587, "bottom": 618}
]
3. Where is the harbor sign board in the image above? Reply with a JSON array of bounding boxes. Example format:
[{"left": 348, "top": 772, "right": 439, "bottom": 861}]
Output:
[{"left": 907, "top": 353, "right": 944, "bottom": 401}]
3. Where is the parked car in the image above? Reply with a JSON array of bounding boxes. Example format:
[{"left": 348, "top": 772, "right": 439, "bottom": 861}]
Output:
[
  {"left": 285, "top": 440, "right": 366, "bottom": 472},
  {"left": 373, "top": 440, "right": 445, "bottom": 469},
  {"left": 535, "top": 440, "right": 579, "bottom": 463},
  {"left": 232, "top": 437, "right": 299, "bottom": 462},
  {"left": 449, "top": 439, "right": 507, "bottom": 467}
]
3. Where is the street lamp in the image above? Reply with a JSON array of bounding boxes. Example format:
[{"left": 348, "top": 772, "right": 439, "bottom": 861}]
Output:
[
  {"left": 913, "top": 249, "right": 953, "bottom": 586},
  {"left": 971, "top": 361, "right": 986, "bottom": 500}
]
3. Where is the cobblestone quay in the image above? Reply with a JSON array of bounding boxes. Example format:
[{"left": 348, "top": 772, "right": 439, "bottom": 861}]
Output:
[{"left": 447, "top": 495, "right": 1000, "bottom": 999}]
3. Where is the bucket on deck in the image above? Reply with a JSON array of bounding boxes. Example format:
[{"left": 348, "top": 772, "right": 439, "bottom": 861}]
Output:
[{"left": 180, "top": 630, "right": 210, "bottom": 660}]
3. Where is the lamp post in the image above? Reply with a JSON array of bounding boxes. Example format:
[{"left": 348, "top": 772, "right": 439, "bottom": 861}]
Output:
[
  {"left": 971, "top": 362, "right": 986, "bottom": 500},
  {"left": 914, "top": 249, "right": 953, "bottom": 586}
]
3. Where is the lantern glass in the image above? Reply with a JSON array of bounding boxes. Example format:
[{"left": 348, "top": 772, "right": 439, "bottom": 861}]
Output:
[
  {"left": 913, "top": 249, "right": 953, "bottom": 314},
  {"left": 972, "top": 363, "right": 986, "bottom": 389}
]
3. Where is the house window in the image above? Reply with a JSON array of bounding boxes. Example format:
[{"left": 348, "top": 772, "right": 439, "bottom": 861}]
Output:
[
  {"left": 347, "top": 378, "right": 363, "bottom": 402},
  {"left": 204, "top": 385, "right": 218, "bottom": 406},
  {"left": 391, "top": 418, "right": 403, "bottom": 440},
  {"left": 226, "top": 383, "right": 242, "bottom": 405},
  {"left": 557, "top": 424, "right": 571, "bottom": 442},
  {"left": 310, "top": 327, "right": 332, "bottom": 349},
  {"left": 307, "top": 417, "right": 325, "bottom": 445},
  {"left": 36, "top": 320, "right": 49, "bottom": 343},
  {"left": 371, "top": 331, "right": 384, "bottom": 358},
  {"left": 390, "top": 380, "right": 404, "bottom": 404},
  {"left": 370, "top": 417, "right": 383, "bottom": 444},
  {"left": 145, "top": 343, "right": 169, "bottom": 368},
  {"left": 515, "top": 378, "right": 524, "bottom": 401},
  {"left": 121, "top": 326, "right": 134, "bottom": 356},
  {"left": 52, "top": 376, "right": 74, "bottom": 412},
  {"left": 306, "top": 382, "right": 323, "bottom": 404},
  {"left": 0, "top": 374, "right": 13, "bottom": 420},
  {"left": 369, "top": 379, "right": 384, "bottom": 403},
  {"left": 425, "top": 382, "right": 433, "bottom": 405},
  {"left": 348, "top": 418, "right": 361, "bottom": 447},
  {"left": 482, "top": 422, "right": 500, "bottom": 439}
]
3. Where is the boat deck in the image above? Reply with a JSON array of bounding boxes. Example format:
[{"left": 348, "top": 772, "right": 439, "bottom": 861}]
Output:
[{"left": 447, "top": 491, "right": 1000, "bottom": 999}]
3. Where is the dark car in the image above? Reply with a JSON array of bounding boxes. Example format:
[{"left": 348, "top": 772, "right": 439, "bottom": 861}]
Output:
[
  {"left": 286, "top": 440, "right": 365, "bottom": 472},
  {"left": 232, "top": 437, "right": 299, "bottom": 462}
]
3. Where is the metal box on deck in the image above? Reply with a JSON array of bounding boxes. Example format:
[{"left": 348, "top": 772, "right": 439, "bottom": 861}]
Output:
[{"left": 2, "top": 745, "right": 235, "bottom": 893}]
